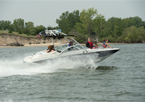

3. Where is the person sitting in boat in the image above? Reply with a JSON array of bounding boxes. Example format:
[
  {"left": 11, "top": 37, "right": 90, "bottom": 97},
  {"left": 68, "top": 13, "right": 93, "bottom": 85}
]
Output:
[
  {"left": 46, "top": 45, "right": 55, "bottom": 53},
  {"left": 68, "top": 41, "right": 73, "bottom": 46},
  {"left": 68, "top": 41, "right": 73, "bottom": 51},
  {"left": 102, "top": 39, "right": 112, "bottom": 48},
  {"left": 93, "top": 41, "right": 99, "bottom": 49},
  {"left": 86, "top": 37, "right": 93, "bottom": 49}
]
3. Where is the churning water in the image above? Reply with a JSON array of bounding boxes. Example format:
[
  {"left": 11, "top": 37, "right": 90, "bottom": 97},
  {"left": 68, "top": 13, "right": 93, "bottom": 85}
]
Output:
[{"left": 0, "top": 44, "right": 145, "bottom": 102}]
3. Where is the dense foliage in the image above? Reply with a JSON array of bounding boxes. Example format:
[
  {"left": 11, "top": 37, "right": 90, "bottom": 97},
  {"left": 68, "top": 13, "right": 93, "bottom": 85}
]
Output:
[
  {"left": 56, "top": 8, "right": 145, "bottom": 43},
  {"left": 0, "top": 7, "right": 145, "bottom": 43},
  {"left": 0, "top": 19, "right": 58, "bottom": 36},
  {"left": 56, "top": 10, "right": 80, "bottom": 34}
]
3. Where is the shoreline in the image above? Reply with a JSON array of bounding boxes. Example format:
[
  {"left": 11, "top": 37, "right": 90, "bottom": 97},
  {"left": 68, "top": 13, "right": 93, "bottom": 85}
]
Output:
[
  {"left": 0, "top": 42, "right": 143, "bottom": 48},
  {"left": 0, "top": 43, "right": 59, "bottom": 48}
]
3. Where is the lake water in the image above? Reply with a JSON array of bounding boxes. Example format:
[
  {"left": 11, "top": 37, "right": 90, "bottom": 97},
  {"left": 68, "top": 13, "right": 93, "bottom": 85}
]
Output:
[{"left": 0, "top": 44, "right": 145, "bottom": 102}]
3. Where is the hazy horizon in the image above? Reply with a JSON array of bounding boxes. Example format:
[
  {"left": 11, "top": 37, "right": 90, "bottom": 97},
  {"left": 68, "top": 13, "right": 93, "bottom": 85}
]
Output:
[{"left": 0, "top": 0, "right": 145, "bottom": 27}]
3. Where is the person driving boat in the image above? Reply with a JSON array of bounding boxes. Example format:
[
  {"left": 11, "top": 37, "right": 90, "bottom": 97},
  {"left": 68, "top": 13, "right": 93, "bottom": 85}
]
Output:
[
  {"left": 68, "top": 41, "right": 73, "bottom": 51},
  {"left": 68, "top": 41, "right": 73, "bottom": 46}
]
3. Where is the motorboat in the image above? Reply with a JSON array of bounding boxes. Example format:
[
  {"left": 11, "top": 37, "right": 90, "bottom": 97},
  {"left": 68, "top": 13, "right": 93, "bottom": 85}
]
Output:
[{"left": 23, "top": 29, "right": 120, "bottom": 63}]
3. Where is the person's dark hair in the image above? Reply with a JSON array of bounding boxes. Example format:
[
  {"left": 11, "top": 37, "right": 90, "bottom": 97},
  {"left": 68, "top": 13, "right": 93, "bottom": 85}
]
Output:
[
  {"left": 104, "top": 39, "right": 108, "bottom": 42},
  {"left": 50, "top": 45, "right": 54, "bottom": 51},
  {"left": 48, "top": 45, "right": 51, "bottom": 49},
  {"left": 48, "top": 45, "right": 54, "bottom": 52},
  {"left": 69, "top": 41, "right": 73, "bottom": 44}
]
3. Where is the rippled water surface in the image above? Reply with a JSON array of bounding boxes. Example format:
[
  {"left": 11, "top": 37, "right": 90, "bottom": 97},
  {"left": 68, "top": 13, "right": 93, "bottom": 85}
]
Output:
[{"left": 0, "top": 44, "right": 145, "bottom": 102}]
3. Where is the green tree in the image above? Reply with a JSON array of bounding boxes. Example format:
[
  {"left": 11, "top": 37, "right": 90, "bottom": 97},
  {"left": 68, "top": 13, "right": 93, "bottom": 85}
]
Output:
[
  {"left": 77, "top": 8, "right": 98, "bottom": 36},
  {"left": 0, "top": 20, "right": 5, "bottom": 30},
  {"left": 47, "top": 26, "right": 54, "bottom": 30},
  {"left": 13, "top": 18, "right": 24, "bottom": 33},
  {"left": 56, "top": 11, "right": 69, "bottom": 32},
  {"left": 141, "top": 21, "right": 145, "bottom": 29},
  {"left": 105, "top": 17, "right": 123, "bottom": 38},
  {"left": 93, "top": 14, "right": 106, "bottom": 37},
  {"left": 75, "top": 7, "right": 98, "bottom": 42},
  {"left": 23, "top": 21, "right": 34, "bottom": 35},
  {"left": 137, "top": 26, "right": 145, "bottom": 42},
  {"left": 122, "top": 16, "right": 143, "bottom": 29},
  {"left": 118, "top": 26, "right": 145, "bottom": 43},
  {"left": 35, "top": 25, "right": 46, "bottom": 35},
  {"left": 133, "top": 16, "right": 142, "bottom": 27},
  {"left": 0, "top": 20, "right": 13, "bottom": 31},
  {"left": 25, "top": 21, "right": 34, "bottom": 28},
  {"left": 75, "top": 8, "right": 107, "bottom": 42},
  {"left": 67, "top": 10, "right": 80, "bottom": 30},
  {"left": 56, "top": 10, "right": 80, "bottom": 33}
]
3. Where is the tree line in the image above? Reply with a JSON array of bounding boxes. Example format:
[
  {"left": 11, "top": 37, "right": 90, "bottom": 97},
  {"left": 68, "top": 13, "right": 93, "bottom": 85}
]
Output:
[
  {"left": 0, "top": 18, "right": 59, "bottom": 36},
  {"left": 0, "top": 7, "right": 145, "bottom": 43},
  {"left": 56, "top": 8, "right": 145, "bottom": 43}
]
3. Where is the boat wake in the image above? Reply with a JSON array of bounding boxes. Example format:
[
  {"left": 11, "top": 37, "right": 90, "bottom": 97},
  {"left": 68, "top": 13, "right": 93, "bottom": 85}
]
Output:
[{"left": 0, "top": 53, "right": 99, "bottom": 77}]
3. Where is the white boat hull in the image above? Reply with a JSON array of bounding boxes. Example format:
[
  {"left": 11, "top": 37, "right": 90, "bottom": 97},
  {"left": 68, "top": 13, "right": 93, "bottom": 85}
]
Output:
[{"left": 24, "top": 48, "right": 119, "bottom": 63}]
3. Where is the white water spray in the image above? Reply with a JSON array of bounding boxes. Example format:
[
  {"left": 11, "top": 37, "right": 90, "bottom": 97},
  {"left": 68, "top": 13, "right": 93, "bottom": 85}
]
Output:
[{"left": 0, "top": 53, "right": 99, "bottom": 77}]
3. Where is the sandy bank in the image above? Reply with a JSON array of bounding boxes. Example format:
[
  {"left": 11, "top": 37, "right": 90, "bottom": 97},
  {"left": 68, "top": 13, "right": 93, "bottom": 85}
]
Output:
[{"left": 0, "top": 43, "right": 60, "bottom": 48}]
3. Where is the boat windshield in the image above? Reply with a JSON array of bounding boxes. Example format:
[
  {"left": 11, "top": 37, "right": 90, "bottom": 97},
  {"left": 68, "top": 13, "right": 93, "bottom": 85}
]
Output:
[{"left": 55, "top": 44, "right": 87, "bottom": 53}]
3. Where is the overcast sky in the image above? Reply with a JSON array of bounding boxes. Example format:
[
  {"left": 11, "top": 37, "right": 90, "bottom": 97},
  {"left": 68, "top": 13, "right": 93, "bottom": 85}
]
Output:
[{"left": 0, "top": 0, "right": 145, "bottom": 27}]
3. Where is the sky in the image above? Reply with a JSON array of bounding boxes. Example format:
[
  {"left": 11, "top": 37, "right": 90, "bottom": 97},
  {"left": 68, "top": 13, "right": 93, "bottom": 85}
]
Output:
[{"left": 0, "top": 0, "right": 145, "bottom": 27}]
